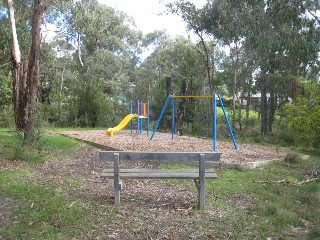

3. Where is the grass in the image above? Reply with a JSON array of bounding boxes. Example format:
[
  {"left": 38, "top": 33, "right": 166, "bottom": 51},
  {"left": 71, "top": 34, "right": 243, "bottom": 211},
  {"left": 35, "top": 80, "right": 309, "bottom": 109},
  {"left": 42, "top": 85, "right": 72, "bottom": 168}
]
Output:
[
  {"left": 0, "top": 169, "right": 87, "bottom": 239},
  {"left": 0, "top": 131, "right": 84, "bottom": 163},
  {"left": 205, "top": 155, "right": 320, "bottom": 239},
  {"left": 40, "top": 134, "right": 81, "bottom": 150},
  {"left": 0, "top": 128, "right": 319, "bottom": 239}
]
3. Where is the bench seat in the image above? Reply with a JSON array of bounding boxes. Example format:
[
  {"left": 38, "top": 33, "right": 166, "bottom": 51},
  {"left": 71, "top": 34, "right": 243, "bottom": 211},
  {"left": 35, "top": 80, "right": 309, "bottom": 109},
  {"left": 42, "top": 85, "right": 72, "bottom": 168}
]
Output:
[
  {"left": 101, "top": 168, "right": 218, "bottom": 179},
  {"left": 99, "top": 151, "right": 221, "bottom": 209}
]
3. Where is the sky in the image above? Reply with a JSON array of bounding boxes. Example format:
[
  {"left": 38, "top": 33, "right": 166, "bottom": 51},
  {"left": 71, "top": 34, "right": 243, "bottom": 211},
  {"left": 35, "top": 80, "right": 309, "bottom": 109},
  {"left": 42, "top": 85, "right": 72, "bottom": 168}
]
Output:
[{"left": 97, "top": 0, "right": 207, "bottom": 38}]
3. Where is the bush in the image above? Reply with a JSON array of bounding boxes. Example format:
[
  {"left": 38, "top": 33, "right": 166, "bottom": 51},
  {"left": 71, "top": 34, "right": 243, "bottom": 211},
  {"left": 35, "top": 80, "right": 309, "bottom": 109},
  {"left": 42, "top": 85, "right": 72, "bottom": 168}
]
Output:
[
  {"left": 284, "top": 152, "right": 303, "bottom": 164},
  {"left": 282, "top": 81, "right": 320, "bottom": 148},
  {"left": 0, "top": 106, "right": 14, "bottom": 128}
]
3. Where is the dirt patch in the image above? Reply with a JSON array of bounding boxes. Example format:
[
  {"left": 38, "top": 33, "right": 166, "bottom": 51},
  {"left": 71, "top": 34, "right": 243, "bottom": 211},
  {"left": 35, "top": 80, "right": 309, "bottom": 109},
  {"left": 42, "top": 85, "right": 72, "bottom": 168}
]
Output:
[{"left": 60, "top": 130, "right": 288, "bottom": 164}]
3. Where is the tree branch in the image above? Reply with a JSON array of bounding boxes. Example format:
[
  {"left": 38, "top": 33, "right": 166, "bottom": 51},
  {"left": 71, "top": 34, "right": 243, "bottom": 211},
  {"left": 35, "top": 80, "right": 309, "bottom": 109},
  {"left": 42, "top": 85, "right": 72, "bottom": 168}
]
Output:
[
  {"left": 77, "top": 31, "right": 84, "bottom": 67},
  {"left": 253, "top": 178, "right": 320, "bottom": 186},
  {"left": 0, "top": 62, "right": 11, "bottom": 68}
]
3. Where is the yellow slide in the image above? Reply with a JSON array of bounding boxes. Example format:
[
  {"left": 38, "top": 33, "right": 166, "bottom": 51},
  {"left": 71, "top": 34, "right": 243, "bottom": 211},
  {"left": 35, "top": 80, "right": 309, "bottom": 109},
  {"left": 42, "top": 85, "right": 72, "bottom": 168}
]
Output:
[{"left": 106, "top": 114, "right": 138, "bottom": 136}]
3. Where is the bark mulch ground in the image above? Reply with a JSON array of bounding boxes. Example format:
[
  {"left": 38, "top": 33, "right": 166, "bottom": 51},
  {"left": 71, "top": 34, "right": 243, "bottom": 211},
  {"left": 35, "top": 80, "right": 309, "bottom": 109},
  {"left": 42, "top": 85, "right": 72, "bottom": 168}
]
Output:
[{"left": 60, "top": 130, "right": 288, "bottom": 164}]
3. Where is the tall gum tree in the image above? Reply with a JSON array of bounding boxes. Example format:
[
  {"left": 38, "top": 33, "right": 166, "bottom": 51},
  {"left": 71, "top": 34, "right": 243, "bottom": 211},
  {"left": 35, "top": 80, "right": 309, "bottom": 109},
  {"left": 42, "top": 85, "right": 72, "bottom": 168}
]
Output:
[
  {"left": 6, "top": 0, "right": 53, "bottom": 142},
  {"left": 6, "top": 0, "right": 27, "bottom": 131}
]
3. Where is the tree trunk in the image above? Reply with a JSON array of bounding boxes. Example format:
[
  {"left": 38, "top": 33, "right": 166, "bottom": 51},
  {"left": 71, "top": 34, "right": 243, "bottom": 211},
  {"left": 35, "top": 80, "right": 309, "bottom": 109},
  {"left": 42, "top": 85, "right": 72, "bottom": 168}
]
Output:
[
  {"left": 245, "top": 78, "right": 251, "bottom": 129},
  {"left": 24, "top": 0, "right": 49, "bottom": 142},
  {"left": 7, "top": 0, "right": 50, "bottom": 141},
  {"left": 231, "top": 43, "right": 239, "bottom": 130},
  {"left": 260, "top": 71, "right": 268, "bottom": 136},
  {"left": 177, "top": 78, "right": 187, "bottom": 135},
  {"left": 6, "top": 0, "right": 28, "bottom": 131},
  {"left": 196, "top": 32, "right": 214, "bottom": 95},
  {"left": 58, "top": 67, "right": 65, "bottom": 126},
  {"left": 232, "top": 67, "right": 237, "bottom": 130},
  {"left": 13, "top": 59, "right": 29, "bottom": 131},
  {"left": 238, "top": 92, "right": 243, "bottom": 131},
  {"left": 166, "top": 76, "right": 173, "bottom": 96},
  {"left": 77, "top": 31, "right": 84, "bottom": 67},
  {"left": 166, "top": 76, "right": 173, "bottom": 130},
  {"left": 268, "top": 91, "right": 276, "bottom": 133}
]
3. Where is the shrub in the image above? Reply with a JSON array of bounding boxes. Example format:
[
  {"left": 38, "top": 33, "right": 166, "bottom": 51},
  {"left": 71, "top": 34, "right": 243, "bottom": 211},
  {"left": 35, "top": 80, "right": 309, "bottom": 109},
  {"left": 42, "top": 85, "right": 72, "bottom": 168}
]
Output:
[{"left": 282, "top": 81, "right": 320, "bottom": 148}]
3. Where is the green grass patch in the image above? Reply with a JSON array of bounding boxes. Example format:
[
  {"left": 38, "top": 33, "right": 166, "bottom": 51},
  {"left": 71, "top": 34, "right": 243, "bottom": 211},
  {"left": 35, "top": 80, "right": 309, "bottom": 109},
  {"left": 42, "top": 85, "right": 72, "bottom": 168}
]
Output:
[
  {"left": 0, "top": 131, "right": 84, "bottom": 164},
  {"left": 0, "top": 168, "right": 86, "bottom": 239},
  {"left": 205, "top": 153, "right": 320, "bottom": 239},
  {"left": 0, "top": 128, "right": 12, "bottom": 132},
  {"left": 40, "top": 134, "right": 81, "bottom": 150}
]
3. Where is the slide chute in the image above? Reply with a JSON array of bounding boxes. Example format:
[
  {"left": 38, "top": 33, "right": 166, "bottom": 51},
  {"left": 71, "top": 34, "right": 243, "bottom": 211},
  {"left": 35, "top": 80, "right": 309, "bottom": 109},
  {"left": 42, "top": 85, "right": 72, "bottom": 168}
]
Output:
[{"left": 106, "top": 114, "right": 138, "bottom": 136}]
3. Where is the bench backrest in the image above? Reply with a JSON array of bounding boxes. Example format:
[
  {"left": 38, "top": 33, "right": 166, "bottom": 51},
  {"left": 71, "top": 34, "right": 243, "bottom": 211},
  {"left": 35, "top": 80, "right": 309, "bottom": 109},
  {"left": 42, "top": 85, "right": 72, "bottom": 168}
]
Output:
[{"left": 99, "top": 151, "right": 221, "bottom": 164}]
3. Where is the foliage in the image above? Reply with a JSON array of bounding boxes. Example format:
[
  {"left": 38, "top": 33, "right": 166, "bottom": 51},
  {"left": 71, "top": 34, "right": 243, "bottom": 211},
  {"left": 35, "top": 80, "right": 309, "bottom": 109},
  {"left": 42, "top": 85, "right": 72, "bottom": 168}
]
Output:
[{"left": 283, "top": 81, "right": 320, "bottom": 148}]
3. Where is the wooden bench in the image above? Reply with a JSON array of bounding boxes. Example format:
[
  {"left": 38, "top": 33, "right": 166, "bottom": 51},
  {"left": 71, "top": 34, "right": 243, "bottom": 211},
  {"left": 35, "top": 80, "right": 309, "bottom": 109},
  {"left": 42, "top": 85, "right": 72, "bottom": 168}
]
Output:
[{"left": 99, "top": 151, "right": 221, "bottom": 209}]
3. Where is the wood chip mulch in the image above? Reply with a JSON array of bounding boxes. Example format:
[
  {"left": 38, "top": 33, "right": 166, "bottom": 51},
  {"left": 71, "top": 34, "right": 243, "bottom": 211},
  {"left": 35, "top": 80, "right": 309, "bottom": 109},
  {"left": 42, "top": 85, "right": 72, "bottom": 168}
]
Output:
[{"left": 61, "top": 130, "right": 288, "bottom": 164}]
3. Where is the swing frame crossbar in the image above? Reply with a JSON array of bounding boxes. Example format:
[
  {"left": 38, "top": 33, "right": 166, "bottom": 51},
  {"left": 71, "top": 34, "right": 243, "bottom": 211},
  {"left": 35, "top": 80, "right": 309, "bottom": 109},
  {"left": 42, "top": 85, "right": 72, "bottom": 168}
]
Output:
[{"left": 150, "top": 94, "right": 238, "bottom": 151}]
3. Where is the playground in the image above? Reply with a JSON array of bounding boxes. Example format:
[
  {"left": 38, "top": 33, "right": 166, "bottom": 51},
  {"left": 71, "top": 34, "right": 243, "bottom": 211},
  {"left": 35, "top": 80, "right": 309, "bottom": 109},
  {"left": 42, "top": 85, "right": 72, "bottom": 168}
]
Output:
[
  {"left": 61, "top": 130, "right": 288, "bottom": 165},
  {"left": 62, "top": 95, "right": 288, "bottom": 166}
]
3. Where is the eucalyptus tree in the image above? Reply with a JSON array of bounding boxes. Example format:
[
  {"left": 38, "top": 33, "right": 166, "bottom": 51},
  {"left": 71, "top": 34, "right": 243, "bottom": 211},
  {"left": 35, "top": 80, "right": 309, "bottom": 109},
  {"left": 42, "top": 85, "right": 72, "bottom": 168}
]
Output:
[
  {"left": 57, "top": 0, "right": 143, "bottom": 127},
  {"left": 137, "top": 36, "right": 210, "bottom": 134},
  {"left": 166, "top": 1, "right": 216, "bottom": 95},
  {"left": 4, "top": 0, "right": 77, "bottom": 142},
  {"left": 6, "top": 0, "right": 47, "bottom": 141},
  {"left": 200, "top": 0, "right": 319, "bottom": 136},
  {"left": 248, "top": 0, "right": 319, "bottom": 134}
]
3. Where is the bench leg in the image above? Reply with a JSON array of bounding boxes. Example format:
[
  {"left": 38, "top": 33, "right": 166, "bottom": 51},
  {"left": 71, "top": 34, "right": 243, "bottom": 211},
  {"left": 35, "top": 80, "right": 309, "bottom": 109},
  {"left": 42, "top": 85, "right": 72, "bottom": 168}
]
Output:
[
  {"left": 114, "top": 153, "right": 121, "bottom": 205},
  {"left": 198, "top": 154, "right": 205, "bottom": 209}
]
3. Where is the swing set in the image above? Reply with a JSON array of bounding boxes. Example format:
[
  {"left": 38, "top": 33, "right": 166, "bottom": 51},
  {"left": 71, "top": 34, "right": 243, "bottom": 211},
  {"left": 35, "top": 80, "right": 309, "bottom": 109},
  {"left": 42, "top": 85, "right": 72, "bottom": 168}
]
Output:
[{"left": 150, "top": 94, "right": 238, "bottom": 152}]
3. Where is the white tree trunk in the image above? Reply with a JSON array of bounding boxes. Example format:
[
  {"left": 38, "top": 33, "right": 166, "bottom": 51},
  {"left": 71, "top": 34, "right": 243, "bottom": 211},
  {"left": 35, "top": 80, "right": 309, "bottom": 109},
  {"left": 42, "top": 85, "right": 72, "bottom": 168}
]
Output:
[{"left": 6, "top": 0, "right": 21, "bottom": 64}]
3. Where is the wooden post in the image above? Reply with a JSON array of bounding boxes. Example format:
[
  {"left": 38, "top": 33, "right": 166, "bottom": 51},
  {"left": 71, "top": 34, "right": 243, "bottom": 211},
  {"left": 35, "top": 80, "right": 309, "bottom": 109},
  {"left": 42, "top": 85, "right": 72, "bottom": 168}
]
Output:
[
  {"left": 198, "top": 154, "right": 205, "bottom": 209},
  {"left": 113, "top": 153, "right": 121, "bottom": 205}
]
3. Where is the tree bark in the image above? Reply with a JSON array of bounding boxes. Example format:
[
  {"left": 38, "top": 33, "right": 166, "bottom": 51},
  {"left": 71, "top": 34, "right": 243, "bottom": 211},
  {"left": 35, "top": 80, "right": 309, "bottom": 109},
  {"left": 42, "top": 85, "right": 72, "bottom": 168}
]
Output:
[
  {"left": 260, "top": 71, "right": 268, "bottom": 136},
  {"left": 77, "top": 31, "right": 84, "bottom": 67},
  {"left": 58, "top": 67, "right": 65, "bottom": 126},
  {"left": 24, "top": 0, "right": 49, "bottom": 142},
  {"left": 231, "top": 43, "right": 239, "bottom": 130},
  {"left": 166, "top": 76, "right": 173, "bottom": 96},
  {"left": 238, "top": 92, "right": 243, "bottom": 131},
  {"left": 268, "top": 90, "right": 276, "bottom": 132},
  {"left": 245, "top": 78, "right": 251, "bottom": 129},
  {"left": 7, "top": 0, "right": 51, "bottom": 141},
  {"left": 196, "top": 31, "right": 214, "bottom": 95},
  {"left": 177, "top": 78, "right": 187, "bottom": 135},
  {"left": 6, "top": 0, "right": 28, "bottom": 131}
]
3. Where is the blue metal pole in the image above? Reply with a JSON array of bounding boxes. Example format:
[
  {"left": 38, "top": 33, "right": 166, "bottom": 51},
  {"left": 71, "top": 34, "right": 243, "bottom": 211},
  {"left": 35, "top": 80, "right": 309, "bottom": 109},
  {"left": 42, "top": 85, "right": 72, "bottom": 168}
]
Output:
[
  {"left": 150, "top": 95, "right": 171, "bottom": 140},
  {"left": 130, "top": 100, "right": 133, "bottom": 134},
  {"left": 147, "top": 100, "right": 150, "bottom": 135},
  {"left": 213, "top": 94, "right": 217, "bottom": 152},
  {"left": 140, "top": 101, "right": 143, "bottom": 134},
  {"left": 218, "top": 94, "right": 238, "bottom": 150},
  {"left": 137, "top": 100, "right": 141, "bottom": 134},
  {"left": 171, "top": 98, "right": 175, "bottom": 140}
]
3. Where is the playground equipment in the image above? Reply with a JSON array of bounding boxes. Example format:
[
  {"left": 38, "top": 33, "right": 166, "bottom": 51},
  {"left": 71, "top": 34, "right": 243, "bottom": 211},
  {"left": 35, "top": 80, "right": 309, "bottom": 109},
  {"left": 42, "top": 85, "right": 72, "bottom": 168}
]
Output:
[
  {"left": 106, "top": 114, "right": 138, "bottom": 136},
  {"left": 150, "top": 94, "right": 238, "bottom": 152},
  {"left": 106, "top": 100, "right": 150, "bottom": 136},
  {"left": 130, "top": 100, "right": 150, "bottom": 135}
]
